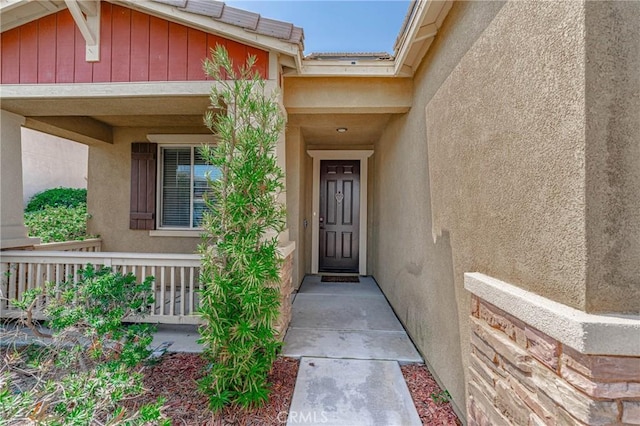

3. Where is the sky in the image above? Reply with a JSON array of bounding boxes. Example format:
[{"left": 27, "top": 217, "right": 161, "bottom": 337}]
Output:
[{"left": 225, "top": 1, "right": 412, "bottom": 55}]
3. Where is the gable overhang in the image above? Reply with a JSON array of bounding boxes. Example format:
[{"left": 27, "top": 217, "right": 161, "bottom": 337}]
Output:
[
  {"left": 0, "top": 1, "right": 67, "bottom": 31},
  {"left": 393, "top": 0, "right": 452, "bottom": 77},
  {"left": 111, "top": 1, "right": 302, "bottom": 66},
  {"left": 1, "top": 0, "right": 303, "bottom": 71}
]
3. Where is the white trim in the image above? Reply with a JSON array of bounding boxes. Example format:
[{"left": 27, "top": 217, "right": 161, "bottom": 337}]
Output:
[
  {"left": 147, "top": 134, "right": 216, "bottom": 144},
  {"left": 299, "top": 62, "right": 396, "bottom": 77},
  {"left": 149, "top": 230, "right": 203, "bottom": 238},
  {"left": 0, "top": 82, "right": 216, "bottom": 99},
  {"left": 307, "top": 150, "right": 374, "bottom": 275},
  {"left": 465, "top": 272, "right": 640, "bottom": 356}
]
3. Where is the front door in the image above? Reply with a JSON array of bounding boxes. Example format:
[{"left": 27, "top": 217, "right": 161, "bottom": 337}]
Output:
[{"left": 319, "top": 160, "right": 360, "bottom": 272}]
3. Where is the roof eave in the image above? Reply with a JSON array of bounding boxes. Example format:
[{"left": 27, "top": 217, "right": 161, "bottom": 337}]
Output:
[
  {"left": 0, "top": 0, "right": 67, "bottom": 32},
  {"left": 114, "top": 0, "right": 303, "bottom": 63},
  {"left": 392, "top": 0, "right": 453, "bottom": 77}
]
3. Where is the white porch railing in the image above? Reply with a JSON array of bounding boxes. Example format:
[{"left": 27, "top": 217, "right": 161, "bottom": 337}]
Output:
[
  {"left": 0, "top": 251, "right": 202, "bottom": 325},
  {"left": 32, "top": 238, "right": 102, "bottom": 252}
]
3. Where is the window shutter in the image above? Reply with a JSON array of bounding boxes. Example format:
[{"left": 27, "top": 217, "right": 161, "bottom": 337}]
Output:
[{"left": 130, "top": 142, "right": 157, "bottom": 230}]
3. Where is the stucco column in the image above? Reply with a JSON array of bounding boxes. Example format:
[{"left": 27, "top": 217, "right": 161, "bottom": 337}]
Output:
[{"left": 1, "top": 110, "right": 40, "bottom": 249}]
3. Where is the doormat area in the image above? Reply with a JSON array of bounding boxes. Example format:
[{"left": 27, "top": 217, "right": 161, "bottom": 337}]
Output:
[{"left": 321, "top": 275, "right": 360, "bottom": 283}]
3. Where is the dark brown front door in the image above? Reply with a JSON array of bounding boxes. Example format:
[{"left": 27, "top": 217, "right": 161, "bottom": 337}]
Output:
[{"left": 319, "top": 160, "right": 360, "bottom": 272}]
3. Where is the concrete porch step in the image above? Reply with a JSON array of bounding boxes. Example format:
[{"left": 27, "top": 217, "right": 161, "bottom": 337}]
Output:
[{"left": 282, "top": 328, "right": 421, "bottom": 363}]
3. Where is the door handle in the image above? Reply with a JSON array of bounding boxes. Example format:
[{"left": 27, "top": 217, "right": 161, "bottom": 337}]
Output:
[{"left": 319, "top": 217, "right": 325, "bottom": 229}]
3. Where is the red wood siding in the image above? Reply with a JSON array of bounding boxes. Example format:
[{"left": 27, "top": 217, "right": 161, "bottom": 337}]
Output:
[{"left": 0, "top": 2, "right": 269, "bottom": 84}]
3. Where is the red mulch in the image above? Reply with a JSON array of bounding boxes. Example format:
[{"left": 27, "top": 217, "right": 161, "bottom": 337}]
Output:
[
  {"left": 401, "top": 364, "right": 462, "bottom": 425},
  {"left": 125, "top": 354, "right": 299, "bottom": 425},
  {"left": 127, "top": 354, "right": 461, "bottom": 425}
]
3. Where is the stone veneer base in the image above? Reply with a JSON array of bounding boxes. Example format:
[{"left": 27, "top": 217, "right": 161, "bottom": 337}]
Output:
[
  {"left": 275, "top": 250, "right": 294, "bottom": 340},
  {"left": 465, "top": 273, "right": 640, "bottom": 356},
  {"left": 464, "top": 273, "right": 640, "bottom": 426}
]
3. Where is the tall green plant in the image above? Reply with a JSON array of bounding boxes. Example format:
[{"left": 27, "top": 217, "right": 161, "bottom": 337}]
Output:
[{"left": 197, "top": 45, "right": 286, "bottom": 411}]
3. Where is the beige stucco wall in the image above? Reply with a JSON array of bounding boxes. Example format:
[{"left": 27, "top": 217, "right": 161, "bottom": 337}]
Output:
[
  {"left": 87, "top": 126, "right": 209, "bottom": 253},
  {"left": 427, "top": 0, "right": 587, "bottom": 310},
  {"left": 584, "top": 1, "right": 640, "bottom": 314},
  {"left": 374, "top": 0, "right": 639, "bottom": 417},
  {"left": 370, "top": 0, "right": 612, "bottom": 416},
  {"left": 285, "top": 125, "right": 307, "bottom": 288},
  {"left": 22, "top": 128, "right": 88, "bottom": 206}
]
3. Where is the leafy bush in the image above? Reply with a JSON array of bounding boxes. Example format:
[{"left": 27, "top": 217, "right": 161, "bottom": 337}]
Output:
[
  {"left": 1, "top": 265, "right": 168, "bottom": 425},
  {"left": 24, "top": 204, "right": 92, "bottom": 243},
  {"left": 25, "top": 187, "right": 87, "bottom": 213},
  {"left": 197, "top": 45, "right": 286, "bottom": 411}
]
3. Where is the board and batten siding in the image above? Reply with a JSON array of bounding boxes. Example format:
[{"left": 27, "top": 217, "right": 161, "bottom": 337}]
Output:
[{"left": 0, "top": 2, "right": 269, "bottom": 84}]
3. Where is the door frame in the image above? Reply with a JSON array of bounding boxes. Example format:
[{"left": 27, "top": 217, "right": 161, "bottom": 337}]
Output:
[{"left": 308, "top": 150, "right": 373, "bottom": 275}]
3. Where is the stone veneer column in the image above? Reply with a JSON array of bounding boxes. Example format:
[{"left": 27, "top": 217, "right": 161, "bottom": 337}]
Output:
[
  {"left": 1, "top": 110, "right": 40, "bottom": 249},
  {"left": 275, "top": 243, "right": 295, "bottom": 340},
  {"left": 465, "top": 273, "right": 640, "bottom": 425}
]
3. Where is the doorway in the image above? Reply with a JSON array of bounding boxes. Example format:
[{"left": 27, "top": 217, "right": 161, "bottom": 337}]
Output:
[
  {"left": 308, "top": 150, "right": 373, "bottom": 275},
  {"left": 319, "top": 160, "right": 360, "bottom": 272}
]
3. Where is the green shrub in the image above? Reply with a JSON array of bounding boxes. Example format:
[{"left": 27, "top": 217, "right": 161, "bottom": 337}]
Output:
[
  {"left": 1, "top": 265, "right": 169, "bottom": 425},
  {"left": 24, "top": 204, "right": 92, "bottom": 243},
  {"left": 197, "top": 45, "right": 286, "bottom": 411},
  {"left": 25, "top": 187, "right": 87, "bottom": 213}
]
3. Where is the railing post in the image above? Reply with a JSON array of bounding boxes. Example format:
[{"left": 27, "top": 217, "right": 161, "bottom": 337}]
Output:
[{"left": 0, "top": 261, "right": 9, "bottom": 316}]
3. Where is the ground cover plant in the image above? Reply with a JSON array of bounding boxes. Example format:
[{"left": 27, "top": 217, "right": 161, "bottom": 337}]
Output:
[
  {"left": 24, "top": 187, "right": 93, "bottom": 243},
  {"left": 197, "top": 45, "right": 287, "bottom": 411},
  {"left": 0, "top": 265, "right": 168, "bottom": 425},
  {"left": 24, "top": 204, "right": 91, "bottom": 243}
]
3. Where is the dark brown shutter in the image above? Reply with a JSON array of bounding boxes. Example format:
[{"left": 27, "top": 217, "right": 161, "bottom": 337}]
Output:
[{"left": 130, "top": 142, "right": 157, "bottom": 230}]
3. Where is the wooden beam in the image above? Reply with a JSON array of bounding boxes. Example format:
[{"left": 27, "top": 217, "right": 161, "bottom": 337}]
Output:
[
  {"left": 77, "top": 0, "right": 97, "bottom": 16},
  {"left": 24, "top": 116, "right": 113, "bottom": 146},
  {"left": 64, "top": 0, "right": 100, "bottom": 61}
]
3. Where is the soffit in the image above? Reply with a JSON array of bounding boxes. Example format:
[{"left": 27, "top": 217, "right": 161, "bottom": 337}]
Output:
[
  {"left": 289, "top": 113, "right": 392, "bottom": 146},
  {"left": 0, "top": 0, "right": 66, "bottom": 31},
  {"left": 282, "top": 76, "right": 408, "bottom": 145}
]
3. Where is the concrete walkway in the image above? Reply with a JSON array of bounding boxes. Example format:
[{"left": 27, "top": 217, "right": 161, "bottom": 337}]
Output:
[{"left": 282, "top": 275, "right": 422, "bottom": 426}]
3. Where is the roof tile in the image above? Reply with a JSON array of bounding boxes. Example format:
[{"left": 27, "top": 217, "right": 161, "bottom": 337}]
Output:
[
  {"left": 150, "top": 0, "right": 304, "bottom": 46},
  {"left": 254, "top": 17, "right": 294, "bottom": 40},
  {"left": 179, "top": 0, "right": 224, "bottom": 18},
  {"left": 153, "top": 0, "right": 188, "bottom": 8},
  {"left": 218, "top": 5, "right": 259, "bottom": 30}
]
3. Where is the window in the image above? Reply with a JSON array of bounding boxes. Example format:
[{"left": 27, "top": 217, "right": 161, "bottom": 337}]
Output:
[{"left": 159, "top": 146, "right": 219, "bottom": 229}]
